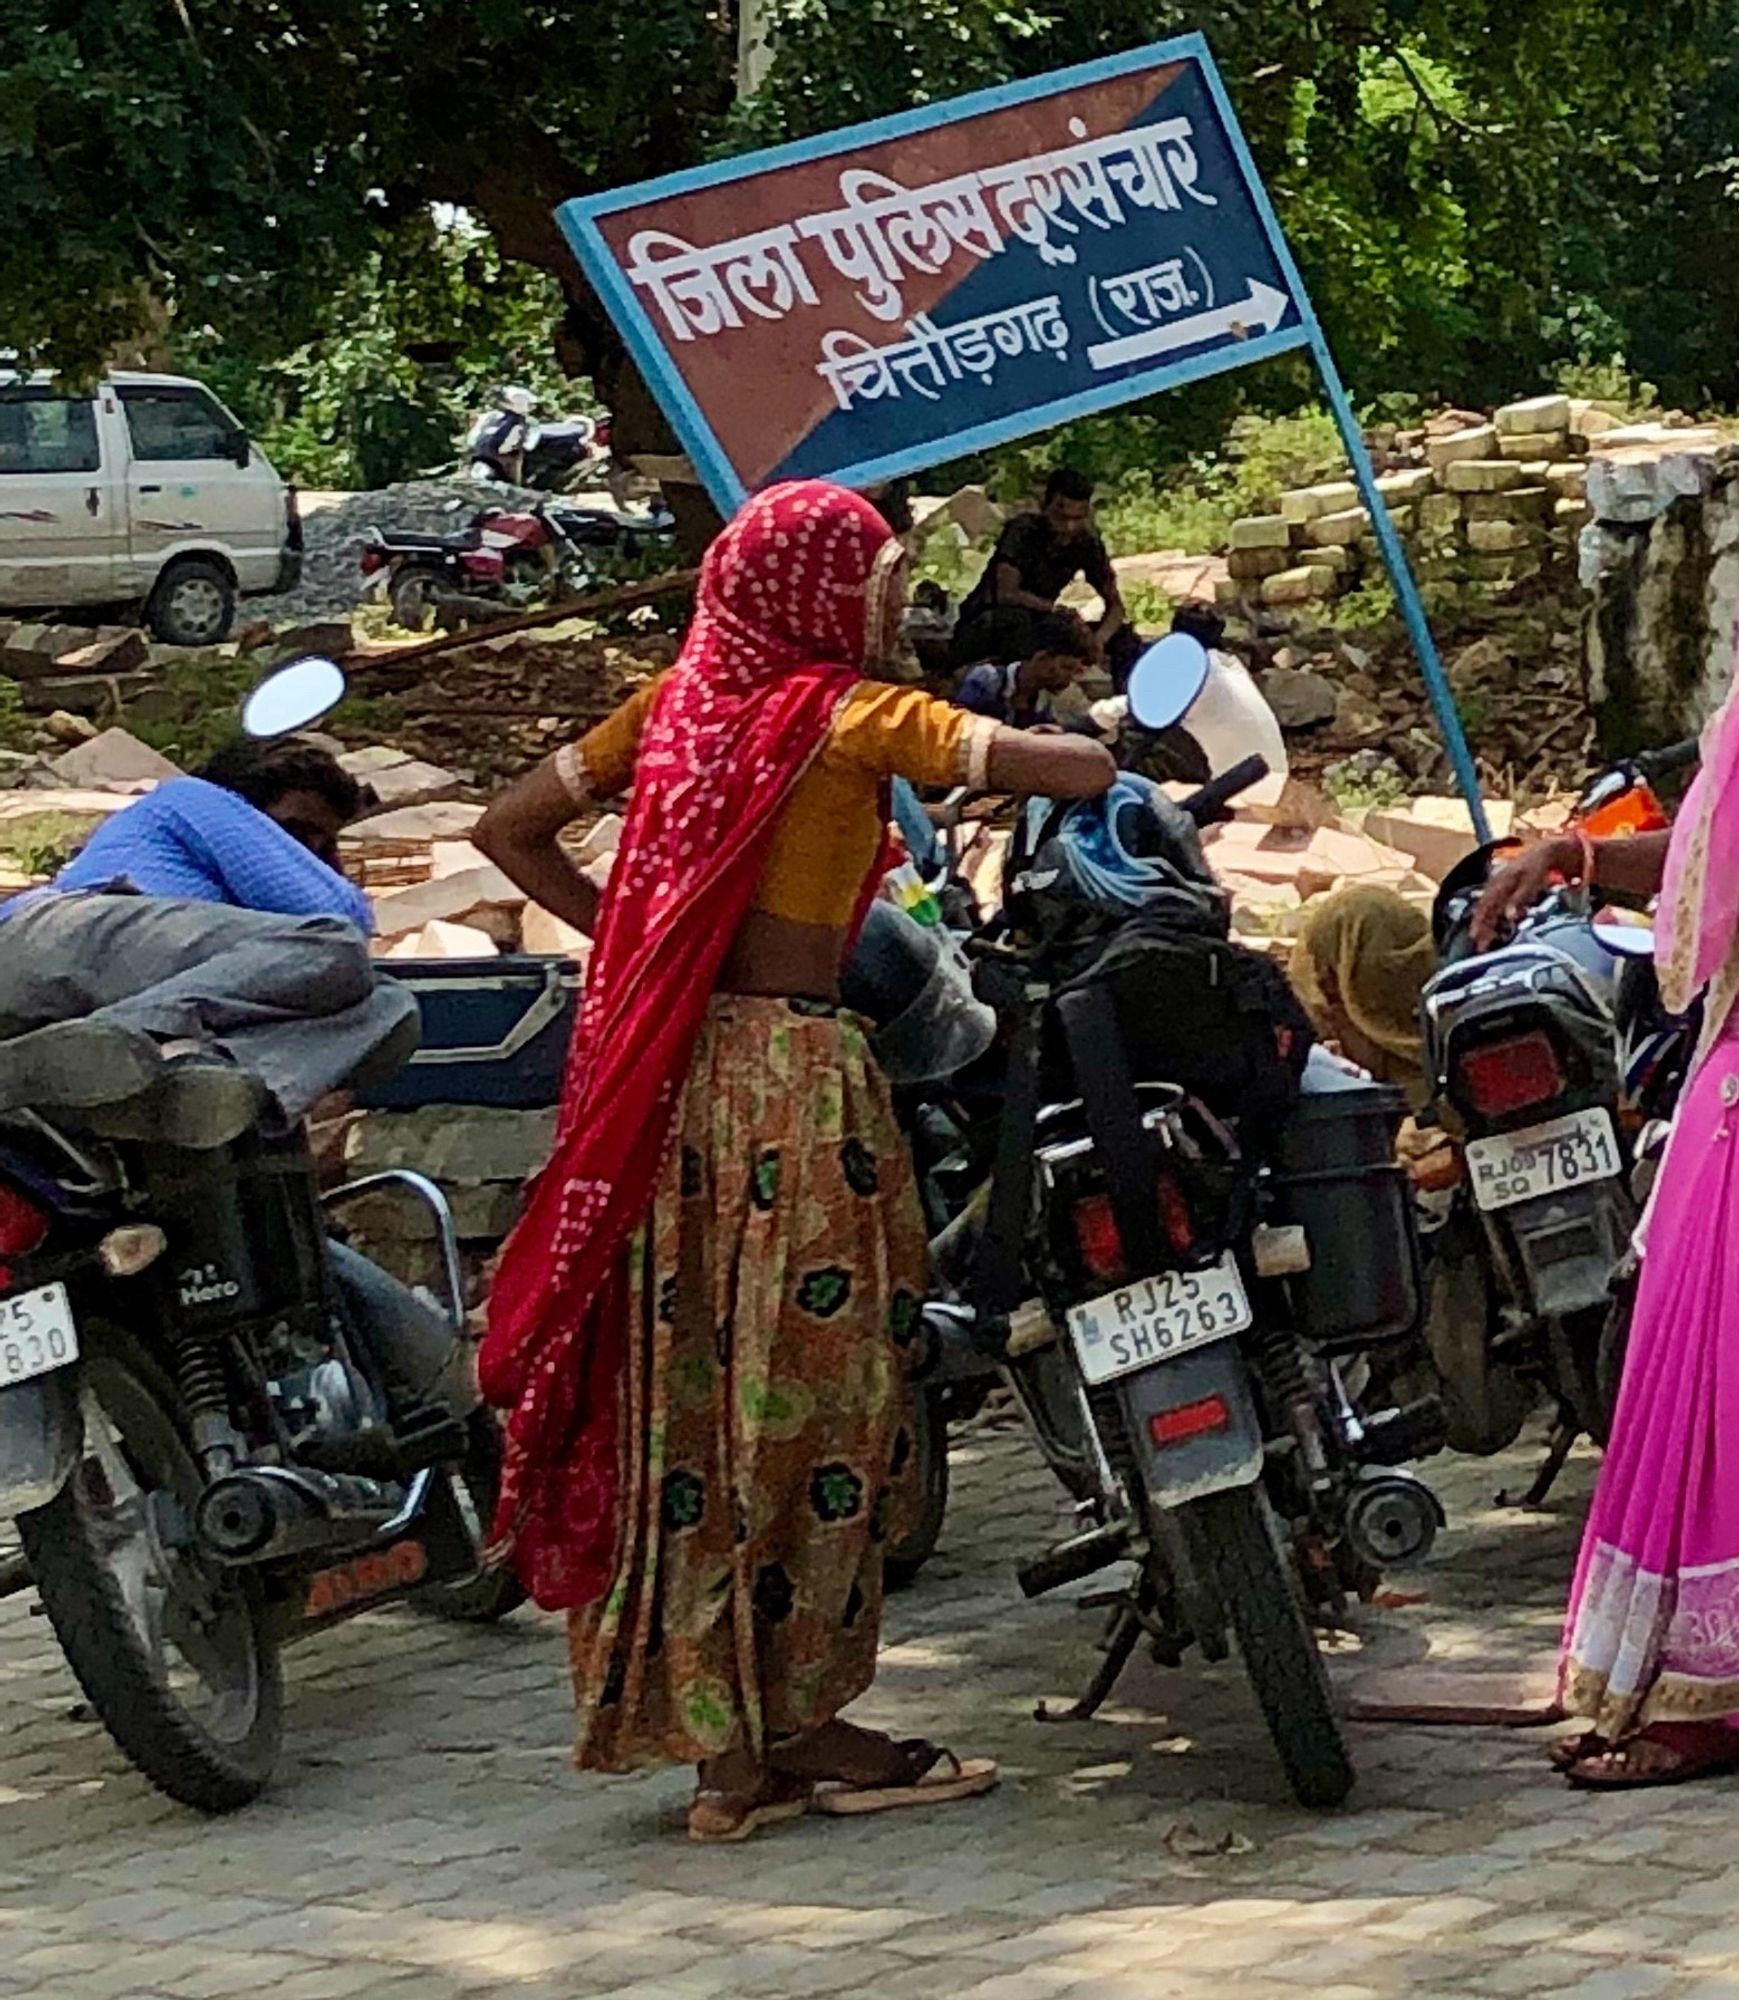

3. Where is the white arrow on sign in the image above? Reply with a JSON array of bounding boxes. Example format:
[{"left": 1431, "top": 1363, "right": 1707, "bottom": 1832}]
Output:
[{"left": 1086, "top": 280, "right": 1292, "bottom": 373}]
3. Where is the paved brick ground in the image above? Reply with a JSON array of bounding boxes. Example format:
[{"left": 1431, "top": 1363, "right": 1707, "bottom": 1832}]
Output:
[{"left": 0, "top": 1417, "right": 1733, "bottom": 2000}]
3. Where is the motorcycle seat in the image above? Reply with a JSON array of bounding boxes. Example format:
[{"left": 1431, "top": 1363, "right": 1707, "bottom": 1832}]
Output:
[{"left": 380, "top": 529, "right": 482, "bottom": 552}]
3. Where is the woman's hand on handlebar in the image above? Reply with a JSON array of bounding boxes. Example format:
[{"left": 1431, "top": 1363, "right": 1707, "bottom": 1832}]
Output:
[{"left": 1471, "top": 836, "right": 1579, "bottom": 949}]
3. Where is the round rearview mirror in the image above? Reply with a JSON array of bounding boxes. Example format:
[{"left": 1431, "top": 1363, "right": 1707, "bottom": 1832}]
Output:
[
  {"left": 241, "top": 656, "right": 347, "bottom": 740},
  {"left": 1126, "top": 633, "right": 1210, "bottom": 732},
  {"left": 1591, "top": 918, "right": 1656, "bottom": 960}
]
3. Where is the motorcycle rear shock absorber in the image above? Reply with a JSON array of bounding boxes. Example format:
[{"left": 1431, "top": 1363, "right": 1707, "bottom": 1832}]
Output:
[
  {"left": 172, "top": 1331, "right": 245, "bottom": 1477},
  {"left": 1251, "top": 1319, "right": 1331, "bottom": 1489}
]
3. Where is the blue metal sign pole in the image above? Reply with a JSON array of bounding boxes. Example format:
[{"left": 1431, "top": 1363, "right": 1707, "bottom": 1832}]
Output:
[
  {"left": 1192, "top": 52, "right": 1491, "bottom": 843},
  {"left": 1313, "top": 348, "right": 1493, "bottom": 843}
]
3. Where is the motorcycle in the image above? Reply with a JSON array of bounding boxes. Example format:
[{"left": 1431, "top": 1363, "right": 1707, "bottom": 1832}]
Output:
[
  {"left": 908, "top": 637, "right": 1445, "bottom": 1808},
  {"left": 465, "top": 389, "right": 609, "bottom": 492},
  {"left": 361, "top": 498, "right": 676, "bottom": 630},
  {"left": 0, "top": 659, "right": 521, "bottom": 1813},
  {"left": 1415, "top": 735, "right": 1700, "bottom": 1501}
]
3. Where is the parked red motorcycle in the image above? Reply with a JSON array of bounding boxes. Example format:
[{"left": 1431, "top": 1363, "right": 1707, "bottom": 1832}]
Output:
[{"left": 360, "top": 499, "right": 674, "bottom": 630}]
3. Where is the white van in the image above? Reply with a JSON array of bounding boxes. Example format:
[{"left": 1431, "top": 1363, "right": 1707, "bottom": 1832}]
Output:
[{"left": 0, "top": 371, "right": 300, "bottom": 647}]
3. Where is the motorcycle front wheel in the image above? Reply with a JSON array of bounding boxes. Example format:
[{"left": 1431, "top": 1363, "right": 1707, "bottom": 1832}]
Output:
[
  {"left": 19, "top": 1331, "right": 282, "bottom": 1813},
  {"left": 1183, "top": 1484, "right": 1352, "bottom": 1810}
]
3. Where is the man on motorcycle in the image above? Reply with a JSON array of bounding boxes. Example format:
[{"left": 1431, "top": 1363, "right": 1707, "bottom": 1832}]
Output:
[{"left": 0, "top": 736, "right": 415, "bottom": 1145}]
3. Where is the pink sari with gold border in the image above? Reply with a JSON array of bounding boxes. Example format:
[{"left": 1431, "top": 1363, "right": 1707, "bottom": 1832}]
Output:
[{"left": 1562, "top": 680, "right": 1739, "bottom": 1738}]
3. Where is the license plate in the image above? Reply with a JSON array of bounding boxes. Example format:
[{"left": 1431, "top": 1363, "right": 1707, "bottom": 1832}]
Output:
[
  {"left": 1466, "top": 1109, "right": 1622, "bottom": 1213},
  {"left": 0, "top": 1283, "right": 79, "bottom": 1388},
  {"left": 1067, "top": 1256, "right": 1252, "bottom": 1388}
]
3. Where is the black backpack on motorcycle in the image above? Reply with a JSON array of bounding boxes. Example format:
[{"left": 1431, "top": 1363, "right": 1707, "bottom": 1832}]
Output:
[{"left": 1049, "top": 915, "right": 1313, "bottom": 1144}]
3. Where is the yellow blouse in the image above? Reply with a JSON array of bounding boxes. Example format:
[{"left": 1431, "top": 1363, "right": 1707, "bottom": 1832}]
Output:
[{"left": 563, "top": 676, "right": 995, "bottom": 927}]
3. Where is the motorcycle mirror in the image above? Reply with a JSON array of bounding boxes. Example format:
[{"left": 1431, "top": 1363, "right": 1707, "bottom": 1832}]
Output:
[
  {"left": 1126, "top": 634, "right": 1210, "bottom": 732},
  {"left": 241, "top": 656, "right": 347, "bottom": 740},
  {"left": 1591, "top": 918, "right": 1656, "bottom": 960}
]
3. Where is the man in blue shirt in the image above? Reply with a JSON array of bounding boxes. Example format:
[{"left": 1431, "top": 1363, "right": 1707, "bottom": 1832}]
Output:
[
  {"left": 952, "top": 612, "right": 1098, "bottom": 732},
  {"left": 0, "top": 738, "right": 415, "bottom": 1146}
]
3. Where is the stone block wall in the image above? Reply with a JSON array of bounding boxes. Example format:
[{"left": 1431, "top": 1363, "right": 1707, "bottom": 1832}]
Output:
[{"left": 1219, "top": 395, "right": 1607, "bottom": 614}]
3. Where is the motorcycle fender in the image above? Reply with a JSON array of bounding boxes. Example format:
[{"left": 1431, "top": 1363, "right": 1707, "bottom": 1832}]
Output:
[
  {"left": 1501, "top": 1183, "right": 1633, "bottom": 1320},
  {"left": 0, "top": 1369, "right": 82, "bottom": 1517},
  {"left": 1116, "top": 1342, "right": 1264, "bottom": 1509}
]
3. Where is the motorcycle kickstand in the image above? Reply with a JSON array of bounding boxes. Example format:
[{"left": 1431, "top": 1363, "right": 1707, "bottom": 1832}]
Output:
[
  {"left": 1497, "top": 1412, "right": 1578, "bottom": 1510},
  {"left": 1034, "top": 1578, "right": 1155, "bottom": 1724}
]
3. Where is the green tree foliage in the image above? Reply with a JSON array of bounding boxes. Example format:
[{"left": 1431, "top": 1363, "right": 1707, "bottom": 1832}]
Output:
[
  {"left": 0, "top": 0, "right": 1728, "bottom": 456},
  {"left": 185, "top": 218, "right": 584, "bottom": 489}
]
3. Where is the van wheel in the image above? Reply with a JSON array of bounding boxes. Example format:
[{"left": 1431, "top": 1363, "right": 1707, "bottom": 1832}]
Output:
[{"left": 148, "top": 559, "right": 236, "bottom": 647}]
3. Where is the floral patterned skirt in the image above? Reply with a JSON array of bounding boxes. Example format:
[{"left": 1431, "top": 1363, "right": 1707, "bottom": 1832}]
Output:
[{"left": 570, "top": 995, "right": 926, "bottom": 1772}]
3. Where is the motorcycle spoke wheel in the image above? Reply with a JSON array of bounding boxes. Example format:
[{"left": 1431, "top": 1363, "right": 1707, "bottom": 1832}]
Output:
[{"left": 20, "top": 1340, "right": 281, "bottom": 1812}]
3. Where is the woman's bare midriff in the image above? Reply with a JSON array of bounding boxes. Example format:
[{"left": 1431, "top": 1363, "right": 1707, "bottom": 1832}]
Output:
[{"left": 718, "top": 911, "right": 849, "bottom": 1002}]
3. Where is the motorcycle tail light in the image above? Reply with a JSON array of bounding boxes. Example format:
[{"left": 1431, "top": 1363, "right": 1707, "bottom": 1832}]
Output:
[
  {"left": 1156, "top": 1175, "right": 1194, "bottom": 1257},
  {"left": 1456, "top": 1030, "right": 1564, "bottom": 1118},
  {"left": 0, "top": 1182, "right": 47, "bottom": 1259},
  {"left": 1072, "top": 1193, "right": 1125, "bottom": 1284},
  {"left": 358, "top": 547, "right": 386, "bottom": 575},
  {"left": 1150, "top": 1395, "right": 1230, "bottom": 1448}
]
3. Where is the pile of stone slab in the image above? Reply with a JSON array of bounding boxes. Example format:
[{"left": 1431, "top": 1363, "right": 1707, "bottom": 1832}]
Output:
[{"left": 1218, "top": 395, "right": 1657, "bottom": 614}]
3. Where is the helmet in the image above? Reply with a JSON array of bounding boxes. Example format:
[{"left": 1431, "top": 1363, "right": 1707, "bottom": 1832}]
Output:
[
  {"left": 1008, "top": 772, "right": 1226, "bottom": 937},
  {"left": 499, "top": 386, "right": 536, "bottom": 418},
  {"left": 840, "top": 901, "right": 997, "bottom": 1086}
]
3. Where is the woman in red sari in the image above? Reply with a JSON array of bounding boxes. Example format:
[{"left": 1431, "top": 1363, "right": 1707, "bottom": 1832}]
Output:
[{"left": 475, "top": 481, "right": 1113, "bottom": 1840}]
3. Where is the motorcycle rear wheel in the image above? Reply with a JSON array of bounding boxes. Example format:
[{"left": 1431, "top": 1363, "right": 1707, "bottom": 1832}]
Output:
[
  {"left": 1184, "top": 1485, "right": 1352, "bottom": 1810},
  {"left": 884, "top": 1387, "right": 948, "bottom": 1591},
  {"left": 390, "top": 565, "right": 443, "bottom": 631},
  {"left": 19, "top": 1332, "right": 282, "bottom": 1812}
]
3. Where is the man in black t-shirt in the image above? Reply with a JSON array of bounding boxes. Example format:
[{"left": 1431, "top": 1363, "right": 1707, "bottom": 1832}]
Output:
[{"left": 950, "top": 467, "right": 1139, "bottom": 686}]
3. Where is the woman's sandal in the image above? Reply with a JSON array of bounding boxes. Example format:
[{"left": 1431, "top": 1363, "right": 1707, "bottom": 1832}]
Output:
[
  {"left": 1565, "top": 1723, "right": 1739, "bottom": 1791},
  {"left": 1548, "top": 1730, "right": 1605, "bottom": 1773},
  {"left": 810, "top": 1738, "right": 998, "bottom": 1817},
  {"left": 687, "top": 1773, "right": 814, "bottom": 1843}
]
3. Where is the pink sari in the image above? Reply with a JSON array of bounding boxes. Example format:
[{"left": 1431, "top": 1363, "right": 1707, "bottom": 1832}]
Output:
[{"left": 1562, "top": 681, "right": 1739, "bottom": 1739}]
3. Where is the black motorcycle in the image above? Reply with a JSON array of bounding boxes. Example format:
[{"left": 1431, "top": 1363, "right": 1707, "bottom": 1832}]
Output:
[
  {"left": 1417, "top": 739, "right": 1700, "bottom": 1500},
  {"left": 0, "top": 667, "right": 521, "bottom": 1813},
  {"left": 913, "top": 751, "right": 1444, "bottom": 1809}
]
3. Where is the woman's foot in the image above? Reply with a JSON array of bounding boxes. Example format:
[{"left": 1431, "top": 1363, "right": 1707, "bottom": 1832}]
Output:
[
  {"left": 1548, "top": 1730, "right": 1605, "bottom": 1773},
  {"left": 1566, "top": 1721, "right": 1739, "bottom": 1790},
  {"left": 772, "top": 1721, "right": 997, "bottom": 1815},
  {"left": 688, "top": 1756, "right": 812, "bottom": 1843}
]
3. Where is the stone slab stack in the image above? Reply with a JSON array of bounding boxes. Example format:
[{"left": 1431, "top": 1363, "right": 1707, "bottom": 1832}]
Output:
[{"left": 1218, "top": 396, "right": 1601, "bottom": 615}]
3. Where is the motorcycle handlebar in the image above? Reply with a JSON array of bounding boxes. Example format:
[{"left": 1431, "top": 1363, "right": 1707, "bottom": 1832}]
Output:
[
  {"left": 1635, "top": 737, "right": 1701, "bottom": 780},
  {"left": 1181, "top": 755, "right": 1270, "bottom": 826}
]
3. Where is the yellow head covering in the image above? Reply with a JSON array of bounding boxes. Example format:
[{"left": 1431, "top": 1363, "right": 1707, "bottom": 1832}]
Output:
[{"left": 1291, "top": 886, "right": 1436, "bottom": 1097}]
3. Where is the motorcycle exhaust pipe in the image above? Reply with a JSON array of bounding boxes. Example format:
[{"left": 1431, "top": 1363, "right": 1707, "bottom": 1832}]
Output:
[
  {"left": 1017, "top": 1521, "right": 1130, "bottom": 1600},
  {"left": 1344, "top": 1471, "right": 1444, "bottom": 1569},
  {"left": 195, "top": 1465, "right": 405, "bottom": 1565}
]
